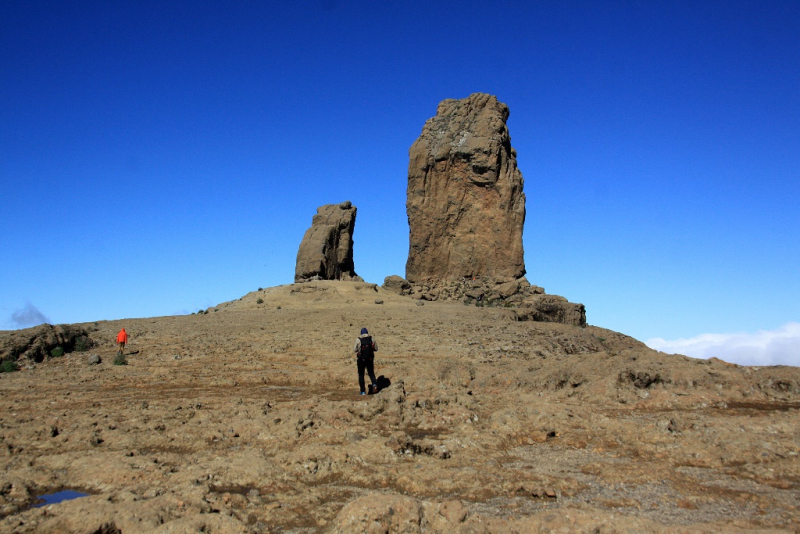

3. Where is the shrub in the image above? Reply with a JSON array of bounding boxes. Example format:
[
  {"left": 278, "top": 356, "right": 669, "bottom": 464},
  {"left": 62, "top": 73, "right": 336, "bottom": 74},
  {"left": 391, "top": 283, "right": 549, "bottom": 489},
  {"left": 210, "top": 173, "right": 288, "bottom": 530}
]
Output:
[
  {"left": 74, "top": 336, "right": 90, "bottom": 352},
  {"left": 50, "top": 346, "right": 65, "bottom": 358},
  {"left": 256, "top": 298, "right": 264, "bottom": 304},
  {"left": 258, "top": 287, "right": 263, "bottom": 291},
  {"left": 0, "top": 360, "right": 20, "bottom": 373},
  {"left": 113, "top": 353, "right": 128, "bottom": 365}
]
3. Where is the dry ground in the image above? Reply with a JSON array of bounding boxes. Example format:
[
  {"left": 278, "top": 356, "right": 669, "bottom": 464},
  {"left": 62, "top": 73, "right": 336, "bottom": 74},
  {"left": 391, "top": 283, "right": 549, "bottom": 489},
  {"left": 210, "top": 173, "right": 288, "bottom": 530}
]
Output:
[{"left": 1, "top": 281, "right": 799, "bottom": 533}]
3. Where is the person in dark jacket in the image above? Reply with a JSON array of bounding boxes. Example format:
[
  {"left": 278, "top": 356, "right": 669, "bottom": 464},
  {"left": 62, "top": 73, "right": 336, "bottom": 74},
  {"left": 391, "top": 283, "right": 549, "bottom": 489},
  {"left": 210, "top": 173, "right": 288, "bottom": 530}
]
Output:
[{"left": 353, "top": 327, "right": 378, "bottom": 395}]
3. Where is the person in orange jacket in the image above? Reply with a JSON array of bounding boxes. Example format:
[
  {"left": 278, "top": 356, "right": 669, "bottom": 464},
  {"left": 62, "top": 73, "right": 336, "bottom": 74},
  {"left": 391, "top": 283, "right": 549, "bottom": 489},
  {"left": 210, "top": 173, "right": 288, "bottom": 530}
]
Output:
[{"left": 116, "top": 328, "right": 129, "bottom": 356}]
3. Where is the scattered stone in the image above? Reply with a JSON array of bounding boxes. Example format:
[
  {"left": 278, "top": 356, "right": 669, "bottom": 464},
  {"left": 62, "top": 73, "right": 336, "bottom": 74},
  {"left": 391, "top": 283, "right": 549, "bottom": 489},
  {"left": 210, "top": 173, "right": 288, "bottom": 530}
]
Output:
[
  {"left": 87, "top": 354, "right": 101, "bottom": 365},
  {"left": 374, "top": 299, "right": 384, "bottom": 305}
]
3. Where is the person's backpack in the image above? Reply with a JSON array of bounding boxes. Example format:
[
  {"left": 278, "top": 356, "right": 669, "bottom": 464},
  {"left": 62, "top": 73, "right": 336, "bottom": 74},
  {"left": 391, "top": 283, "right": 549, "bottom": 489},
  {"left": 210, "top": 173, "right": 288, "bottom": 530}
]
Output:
[{"left": 359, "top": 336, "right": 374, "bottom": 359}]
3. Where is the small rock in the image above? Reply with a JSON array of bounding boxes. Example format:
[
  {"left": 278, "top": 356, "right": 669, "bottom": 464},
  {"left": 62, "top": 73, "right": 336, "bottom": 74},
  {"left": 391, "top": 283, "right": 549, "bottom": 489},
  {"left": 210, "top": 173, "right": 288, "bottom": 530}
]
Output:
[
  {"left": 346, "top": 431, "right": 365, "bottom": 443},
  {"left": 415, "top": 301, "right": 425, "bottom": 306},
  {"left": 465, "top": 289, "right": 485, "bottom": 300},
  {"left": 439, "top": 499, "right": 468, "bottom": 523},
  {"left": 87, "top": 354, "right": 101, "bottom": 365},
  {"left": 374, "top": 299, "right": 384, "bottom": 305}
]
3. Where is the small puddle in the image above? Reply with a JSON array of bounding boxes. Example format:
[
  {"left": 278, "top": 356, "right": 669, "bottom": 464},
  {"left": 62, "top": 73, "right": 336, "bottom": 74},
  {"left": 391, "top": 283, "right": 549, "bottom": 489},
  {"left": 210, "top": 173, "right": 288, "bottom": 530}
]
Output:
[{"left": 32, "top": 490, "right": 89, "bottom": 508}]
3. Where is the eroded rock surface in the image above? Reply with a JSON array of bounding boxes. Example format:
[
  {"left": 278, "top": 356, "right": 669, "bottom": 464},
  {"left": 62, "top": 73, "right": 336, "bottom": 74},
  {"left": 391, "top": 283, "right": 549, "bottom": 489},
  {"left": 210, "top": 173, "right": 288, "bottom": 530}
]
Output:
[
  {"left": 406, "top": 93, "right": 526, "bottom": 283},
  {"left": 402, "top": 94, "right": 585, "bottom": 325},
  {"left": 294, "top": 201, "right": 361, "bottom": 283},
  {"left": 1, "top": 282, "right": 799, "bottom": 532},
  {"left": 0, "top": 323, "right": 91, "bottom": 363}
]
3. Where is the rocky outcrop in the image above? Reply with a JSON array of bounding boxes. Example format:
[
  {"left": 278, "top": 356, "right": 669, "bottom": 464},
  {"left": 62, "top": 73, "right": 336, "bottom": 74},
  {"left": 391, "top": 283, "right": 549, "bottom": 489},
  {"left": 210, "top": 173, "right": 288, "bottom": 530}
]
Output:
[
  {"left": 400, "top": 93, "right": 586, "bottom": 326},
  {"left": 382, "top": 275, "right": 412, "bottom": 296},
  {"left": 0, "top": 323, "right": 92, "bottom": 363},
  {"left": 388, "top": 275, "right": 586, "bottom": 326},
  {"left": 406, "top": 93, "right": 526, "bottom": 283},
  {"left": 294, "top": 201, "right": 361, "bottom": 283}
]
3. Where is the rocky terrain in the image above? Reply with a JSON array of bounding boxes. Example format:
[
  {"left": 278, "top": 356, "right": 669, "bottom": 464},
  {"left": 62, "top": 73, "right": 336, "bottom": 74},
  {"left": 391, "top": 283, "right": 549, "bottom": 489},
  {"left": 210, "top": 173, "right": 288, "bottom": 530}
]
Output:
[{"left": 2, "top": 281, "right": 800, "bottom": 533}]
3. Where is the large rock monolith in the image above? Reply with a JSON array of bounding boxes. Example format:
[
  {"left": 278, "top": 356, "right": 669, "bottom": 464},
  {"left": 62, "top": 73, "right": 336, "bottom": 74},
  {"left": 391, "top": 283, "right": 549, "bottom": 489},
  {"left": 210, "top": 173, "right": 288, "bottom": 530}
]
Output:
[
  {"left": 406, "top": 93, "right": 526, "bottom": 283},
  {"left": 295, "top": 201, "right": 361, "bottom": 283},
  {"left": 399, "top": 93, "right": 586, "bottom": 326}
]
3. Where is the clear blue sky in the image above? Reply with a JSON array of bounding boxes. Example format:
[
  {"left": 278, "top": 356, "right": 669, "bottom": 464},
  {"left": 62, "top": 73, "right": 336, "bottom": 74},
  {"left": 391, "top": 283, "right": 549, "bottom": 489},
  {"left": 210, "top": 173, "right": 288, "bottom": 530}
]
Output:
[{"left": 2, "top": 0, "right": 798, "bottom": 347}]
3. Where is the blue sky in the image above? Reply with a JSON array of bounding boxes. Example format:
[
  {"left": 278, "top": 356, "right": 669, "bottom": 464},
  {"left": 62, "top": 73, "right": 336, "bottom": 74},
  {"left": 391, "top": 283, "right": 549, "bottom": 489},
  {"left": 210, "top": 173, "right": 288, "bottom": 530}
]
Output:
[{"left": 1, "top": 1, "right": 798, "bottom": 363}]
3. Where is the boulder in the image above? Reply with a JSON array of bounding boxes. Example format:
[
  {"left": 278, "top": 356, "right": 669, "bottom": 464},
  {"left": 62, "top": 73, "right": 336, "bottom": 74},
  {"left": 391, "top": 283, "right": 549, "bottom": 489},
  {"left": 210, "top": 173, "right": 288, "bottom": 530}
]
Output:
[
  {"left": 406, "top": 93, "right": 526, "bottom": 283},
  {"left": 294, "top": 201, "right": 361, "bottom": 283},
  {"left": 515, "top": 295, "right": 586, "bottom": 326},
  {"left": 496, "top": 279, "right": 520, "bottom": 299},
  {"left": 382, "top": 275, "right": 411, "bottom": 295}
]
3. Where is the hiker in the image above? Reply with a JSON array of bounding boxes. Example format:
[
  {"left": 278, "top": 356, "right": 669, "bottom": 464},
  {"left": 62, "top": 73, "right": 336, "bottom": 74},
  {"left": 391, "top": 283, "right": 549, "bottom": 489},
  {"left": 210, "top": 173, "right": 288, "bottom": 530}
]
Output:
[
  {"left": 353, "top": 327, "right": 378, "bottom": 395},
  {"left": 116, "top": 328, "right": 128, "bottom": 355}
]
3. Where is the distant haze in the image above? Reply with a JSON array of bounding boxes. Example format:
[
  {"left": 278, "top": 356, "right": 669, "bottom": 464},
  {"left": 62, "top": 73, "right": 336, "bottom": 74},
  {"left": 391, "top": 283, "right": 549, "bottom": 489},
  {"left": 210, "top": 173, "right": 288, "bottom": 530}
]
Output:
[{"left": 647, "top": 322, "right": 800, "bottom": 367}]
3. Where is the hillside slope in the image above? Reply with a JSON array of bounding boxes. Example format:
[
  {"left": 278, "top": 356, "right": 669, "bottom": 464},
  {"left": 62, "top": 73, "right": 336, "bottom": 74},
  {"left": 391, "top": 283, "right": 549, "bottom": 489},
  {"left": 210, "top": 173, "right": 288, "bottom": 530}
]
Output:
[{"left": 1, "top": 281, "right": 799, "bottom": 532}]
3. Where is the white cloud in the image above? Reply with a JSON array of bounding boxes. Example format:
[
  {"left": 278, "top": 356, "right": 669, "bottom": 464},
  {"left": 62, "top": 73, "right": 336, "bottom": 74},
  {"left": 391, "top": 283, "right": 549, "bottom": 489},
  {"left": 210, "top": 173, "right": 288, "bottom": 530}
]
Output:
[
  {"left": 9, "top": 302, "right": 51, "bottom": 329},
  {"left": 646, "top": 322, "right": 800, "bottom": 367}
]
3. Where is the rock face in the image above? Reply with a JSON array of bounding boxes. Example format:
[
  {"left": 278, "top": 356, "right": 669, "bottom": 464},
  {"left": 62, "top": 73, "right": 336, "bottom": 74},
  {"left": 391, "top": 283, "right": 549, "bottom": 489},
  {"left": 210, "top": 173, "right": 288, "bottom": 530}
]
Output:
[
  {"left": 400, "top": 93, "right": 586, "bottom": 326},
  {"left": 294, "top": 201, "right": 361, "bottom": 283},
  {"left": 0, "top": 323, "right": 91, "bottom": 363},
  {"left": 406, "top": 93, "right": 526, "bottom": 283}
]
